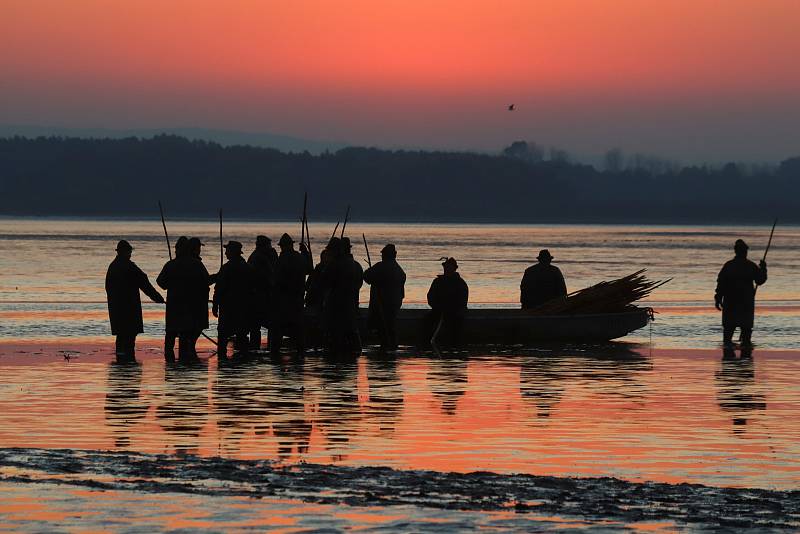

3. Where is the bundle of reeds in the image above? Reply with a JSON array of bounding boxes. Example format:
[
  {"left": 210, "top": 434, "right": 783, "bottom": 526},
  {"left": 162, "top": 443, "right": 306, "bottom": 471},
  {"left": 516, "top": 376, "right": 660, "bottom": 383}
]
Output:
[{"left": 527, "top": 269, "right": 669, "bottom": 315}]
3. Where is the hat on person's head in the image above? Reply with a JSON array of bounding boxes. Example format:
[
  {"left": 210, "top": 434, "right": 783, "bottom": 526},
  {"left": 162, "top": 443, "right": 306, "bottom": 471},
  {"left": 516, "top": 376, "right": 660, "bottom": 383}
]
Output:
[
  {"left": 256, "top": 235, "right": 271, "bottom": 247},
  {"left": 441, "top": 257, "right": 458, "bottom": 270},
  {"left": 188, "top": 237, "right": 204, "bottom": 248},
  {"left": 381, "top": 243, "right": 397, "bottom": 256},
  {"left": 223, "top": 240, "right": 243, "bottom": 254},
  {"left": 734, "top": 239, "right": 749, "bottom": 254},
  {"left": 175, "top": 236, "right": 189, "bottom": 247},
  {"left": 341, "top": 237, "right": 352, "bottom": 251},
  {"left": 279, "top": 233, "right": 293, "bottom": 246},
  {"left": 537, "top": 249, "right": 553, "bottom": 261},
  {"left": 116, "top": 239, "right": 133, "bottom": 252}
]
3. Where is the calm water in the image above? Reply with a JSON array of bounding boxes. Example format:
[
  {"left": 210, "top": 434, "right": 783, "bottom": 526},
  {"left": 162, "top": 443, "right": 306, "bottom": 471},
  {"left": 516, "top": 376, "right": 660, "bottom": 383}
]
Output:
[
  {"left": 1, "top": 218, "right": 798, "bottom": 348},
  {"left": 1, "top": 219, "right": 799, "bottom": 530}
]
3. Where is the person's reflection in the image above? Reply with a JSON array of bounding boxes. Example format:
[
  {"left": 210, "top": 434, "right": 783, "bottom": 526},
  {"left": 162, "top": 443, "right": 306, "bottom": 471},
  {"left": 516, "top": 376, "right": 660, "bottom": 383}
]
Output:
[
  {"left": 266, "top": 356, "right": 312, "bottom": 460},
  {"left": 156, "top": 360, "right": 209, "bottom": 455},
  {"left": 365, "top": 356, "right": 403, "bottom": 435},
  {"left": 315, "top": 355, "right": 361, "bottom": 461},
  {"left": 214, "top": 359, "right": 272, "bottom": 455},
  {"left": 427, "top": 357, "right": 468, "bottom": 415},
  {"left": 716, "top": 346, "right": 766, "bottom": 434},
  {"left": 519, "top": 356, "right": 565, "bottom": 419},
  {"left": 105, "top": 361, "right": 148, "bottom": 448}
]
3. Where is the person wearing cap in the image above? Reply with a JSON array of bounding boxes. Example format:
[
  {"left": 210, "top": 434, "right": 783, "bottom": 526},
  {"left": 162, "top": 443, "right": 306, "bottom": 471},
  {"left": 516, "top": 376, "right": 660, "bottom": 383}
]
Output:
[
  {"left": 247, "top": 235, "right": 277, "bottom": 350},
  {"left": 213, "top": 240, "right": 256, "bottom": 356},
  {"left": 321, "top": 236, "right": 364, "bottom": 355},
  {"left": 520, "top": 249, "right": 567, "bottom": 309},
  {"left": 426, "top": 257, "right": 469, "bottom": 347},
  {"left": 105, "top": 239, "right": 165, "bottom": 360},
  {"left": 157, "top": 236, "right": 210, "bottom": 361},
  {"left": 363, "top": 243, "right": 406, "bottom": 350},
  {"left": 271, "top": 233, "right": 312, "bottom": 355},
  {"left": 715, "top": 239, "right": 768, "bottom": 346}
]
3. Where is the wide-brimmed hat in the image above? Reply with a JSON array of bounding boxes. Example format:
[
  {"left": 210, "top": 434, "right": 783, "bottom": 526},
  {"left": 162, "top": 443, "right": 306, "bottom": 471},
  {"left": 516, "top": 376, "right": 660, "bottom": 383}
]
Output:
[
  {"left": 537, "top": 249, "right": 553, "bottom": 261},
  {"left": 256, "top": 235, "right": 271, "bottom": 246},
  {"left": 223, "top": 240, "right": 243, "bottom": 253},
  {"left": 116, "top": 239, "right": 133, "bottom": 252},
  {"left": 188, "top": 237, "right": 204, "bottom": 248},
  {"left": 279, "top": 233, "right": 293, "bottom": 246}
]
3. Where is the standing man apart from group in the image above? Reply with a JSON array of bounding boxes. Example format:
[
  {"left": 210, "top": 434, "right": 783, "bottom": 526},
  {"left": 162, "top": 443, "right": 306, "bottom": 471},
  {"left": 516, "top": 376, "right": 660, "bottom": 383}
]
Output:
[
  {"left": 363, "top": 243, "right": 406, "bottom": 351},
  {"left": 715, "top": 239, "right": 767, "bottom": 346}
]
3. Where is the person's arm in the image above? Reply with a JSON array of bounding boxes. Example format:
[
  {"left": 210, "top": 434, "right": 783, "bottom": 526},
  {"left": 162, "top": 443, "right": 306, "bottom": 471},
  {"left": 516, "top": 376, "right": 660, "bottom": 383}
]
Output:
[
  {"left": 427, "top": 279, "right": 438, "bottom": 309},
  {"left": 557, "top": 269, "right": 567, "bottom": 297},
  {"left": 363, "top": 263, "right": 376, "bottom": 284},
  {"left": 134, "top": 263, "right": 165, "bottom": 303},
  {"left": 755, "top": 261, "right": 768, "bottom": 285},
  {"left": 714, "top": 265, "right": 726, "bottom": 310},
  {"left": 156, "top": 262, "right": 170, "bottom": 290}
]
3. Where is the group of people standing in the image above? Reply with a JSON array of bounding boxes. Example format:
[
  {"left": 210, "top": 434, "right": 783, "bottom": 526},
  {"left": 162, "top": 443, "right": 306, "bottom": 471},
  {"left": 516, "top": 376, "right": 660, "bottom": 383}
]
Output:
[{"left": 105, "top": 232, "right": 769, "bottom": 361}]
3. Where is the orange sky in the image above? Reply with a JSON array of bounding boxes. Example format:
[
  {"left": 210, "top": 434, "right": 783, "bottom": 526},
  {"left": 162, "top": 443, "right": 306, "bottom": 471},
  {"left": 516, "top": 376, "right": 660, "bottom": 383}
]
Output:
[{"left": 2, "top": 0, "right": 799, "bottom": 161}]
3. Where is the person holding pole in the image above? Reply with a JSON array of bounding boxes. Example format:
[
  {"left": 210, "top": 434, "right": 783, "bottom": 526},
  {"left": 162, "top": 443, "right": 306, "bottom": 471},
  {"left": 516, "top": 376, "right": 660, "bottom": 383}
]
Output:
[
  {"left": 156, "top": 236, "right": 188, "bottom": 361},
  {"left": 363, "top": 243, "right": 406, "bottom": 351},
  {"left": 715, "top": 239, "right": 768, "bottom": 346}
]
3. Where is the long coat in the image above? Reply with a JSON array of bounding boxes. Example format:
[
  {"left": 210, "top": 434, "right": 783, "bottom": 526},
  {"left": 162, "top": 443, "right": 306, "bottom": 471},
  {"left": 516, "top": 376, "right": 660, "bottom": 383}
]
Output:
[
  {"left": 427, "top": 273, "right": 468, "bottom": 318},
  {"left": 363, "top": 259, "right": 406, "bottom": 328},
  {"left": 247, "top": 247, "right": 276, "bottom": 326},
  {"left": 273, "top": 249, "right": 313, "bottom": 322},
  {"left": 157, "top": 256, "right": 210, "bottom": 334},
  {"left": 105, "top": 256, "right": 162, "bottom": 335},
  {"left": 520, "top": 263, "right": 567, "bottom": 309},
  {"left": 323, "top": 255, "right": 364, "bottom": 331},
  {"left": 213, "top": 256, "right": 255, "bottom": 334},
  {"left": 715, "top": 257, "right": 767, "bottom": 329}
]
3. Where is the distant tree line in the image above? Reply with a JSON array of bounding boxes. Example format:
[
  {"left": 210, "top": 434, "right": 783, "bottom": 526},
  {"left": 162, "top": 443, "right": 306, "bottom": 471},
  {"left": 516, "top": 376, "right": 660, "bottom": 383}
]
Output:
[{"left": 0, "top": 135, "right": 797, "bottom": 223}]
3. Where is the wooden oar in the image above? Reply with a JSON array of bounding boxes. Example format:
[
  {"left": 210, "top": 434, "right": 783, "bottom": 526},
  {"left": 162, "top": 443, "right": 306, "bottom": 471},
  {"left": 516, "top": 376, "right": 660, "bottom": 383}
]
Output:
[{"left": 158, "top": 201, "right": 172, "bottom": 260}]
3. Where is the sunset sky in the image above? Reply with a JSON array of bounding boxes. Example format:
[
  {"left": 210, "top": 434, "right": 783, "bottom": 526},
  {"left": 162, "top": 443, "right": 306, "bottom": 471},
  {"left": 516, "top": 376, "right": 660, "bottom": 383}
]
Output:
[{"left": 2, "top": 0, "right": 799, "bottom": 162}]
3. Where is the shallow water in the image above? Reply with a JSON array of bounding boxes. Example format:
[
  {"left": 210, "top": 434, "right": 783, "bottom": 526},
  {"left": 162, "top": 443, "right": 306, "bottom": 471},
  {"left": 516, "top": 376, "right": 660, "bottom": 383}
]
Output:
[{"left": 1, "top": 218, "right": 798, "bottom": 348}]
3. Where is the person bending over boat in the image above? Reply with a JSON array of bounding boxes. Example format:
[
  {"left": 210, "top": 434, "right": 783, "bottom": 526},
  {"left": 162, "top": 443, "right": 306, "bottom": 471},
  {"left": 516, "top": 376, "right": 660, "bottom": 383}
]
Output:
[
  {"left": 213, "top": 241, "right": 256, "bottom": 357},
  {"left": 105, "top": 240, "right": 165, "bottom": 361},
  {"left": 520, "top": 249, "right": 567, "bottom": 309},
  {"left": 364, "top": 243, "right": 406, "bottom": 351},
  {"left": 715, "top": 239, "right": 767, "bottom": 346},
  {"left": 427, "top": 257, "right": 468, "bottom": 347}
]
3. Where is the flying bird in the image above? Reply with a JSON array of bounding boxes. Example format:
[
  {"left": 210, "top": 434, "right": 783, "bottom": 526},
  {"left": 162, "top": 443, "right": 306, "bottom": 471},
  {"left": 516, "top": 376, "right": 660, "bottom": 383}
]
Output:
[{"left": 508, "top": 104, "right": 515, "bottom": 111}]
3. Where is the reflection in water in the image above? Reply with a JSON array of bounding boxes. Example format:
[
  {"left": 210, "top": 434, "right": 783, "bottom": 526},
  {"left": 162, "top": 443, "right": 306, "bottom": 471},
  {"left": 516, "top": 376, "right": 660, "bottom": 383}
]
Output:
[
  {"left": 716, "top": 347, "right": 766, "bottom": 434},
  {"left": 427, "top": 357, "right": 468, "bottom": 415},
  {"left": 314, "top": 357, "right": 361, "bottom": 461},
  {"left": 156, "top": 361, "right": 209, "bottom": 456},
  {"left": 105, "top": 361, "right": 148, "bottom": 448},
  {"left": 265, "top": 356, "right": 312, "bottom": 460},
  {"left": 214, "top": 358, "right": 272, "bottom": 455},
  {"left": 519, "top": 356, "right": 565, "bottom": 419},
  {"left": 364, "top": 357, "right": 403, "bottom": 436}
]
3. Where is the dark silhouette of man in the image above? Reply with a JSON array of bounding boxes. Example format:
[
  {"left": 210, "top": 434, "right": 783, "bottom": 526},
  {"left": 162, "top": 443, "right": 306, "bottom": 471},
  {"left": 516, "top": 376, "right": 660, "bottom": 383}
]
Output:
[
  {"left": 247, "top": 235, "right": 277, "bottom": 350},
  {"left": 322, "top": 237, "right": 364, "bottom": 355},
  {"left": 715, "top": 239, "right": 767, "bottom": 346},
  {"left": 427, "top": 257, "right": 468, "bottom": 347},
  {"left": 157, "top": 236, "right": 210, "bottom": 362},
  {"left": 213, "top": 241, "right": 255, "bottom": 357},
  {"left": 105, "top": 240, "right": 164, "bottom": 360},
  {"left": 520, "top": 249, "right": 567, "bottom": 309},
  {"left": 363, "top": 243, "right": 406, "bottom": 350},
  {"left": 157, "top": 235, "right": 187, "bottom": 361},
  {"left": 271, "top": 233, "right": 312, "bottom": 355}
]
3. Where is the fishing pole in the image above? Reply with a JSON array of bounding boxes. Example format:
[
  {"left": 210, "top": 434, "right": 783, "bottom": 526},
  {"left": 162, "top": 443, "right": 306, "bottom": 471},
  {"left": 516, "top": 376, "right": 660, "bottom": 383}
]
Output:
[{"left": 158, "top": 201, "right": 172, "bottom": 260}]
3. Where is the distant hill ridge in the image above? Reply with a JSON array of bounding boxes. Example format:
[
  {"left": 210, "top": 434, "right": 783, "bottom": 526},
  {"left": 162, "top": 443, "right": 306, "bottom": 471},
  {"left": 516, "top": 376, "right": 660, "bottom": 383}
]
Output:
[{"left": 0, "top": 135, "right": 798, "bottom": 223}]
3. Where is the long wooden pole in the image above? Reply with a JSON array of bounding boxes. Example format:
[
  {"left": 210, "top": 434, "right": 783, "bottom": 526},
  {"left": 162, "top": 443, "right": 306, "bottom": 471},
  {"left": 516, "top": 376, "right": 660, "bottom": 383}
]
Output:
[
  {"left": 301, "top": 192, "right": 307, "bottom": 246},
  {"left": 218, "top": 208, "right": 223, "bottom": 270},
  {"left": 330, "top": 221, "right": 340, "bottom": 240},
  {"left": 762, "top": 218, "right": 778, "bottom": 262},
  {"left": 158, "top": 201, "right": 172, "bottom": 260},
  {"left": 340, "top": 205, "right": 350, "bottom": 238}
]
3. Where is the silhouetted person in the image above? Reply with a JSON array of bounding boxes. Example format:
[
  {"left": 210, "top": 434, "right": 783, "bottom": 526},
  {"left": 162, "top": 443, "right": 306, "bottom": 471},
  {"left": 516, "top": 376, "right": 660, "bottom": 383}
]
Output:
[
  {"left": 105, "top": 240, "right": 164, "bottom": 361},
  {"left": 248, "top": 235, "right": 276, "bottom": 350},
  {"left": 159, "top": 236, "right": 188, "bottom": 361},
  {"left": 322, "top": 237, "right": 363, "bottom": 356},
  {"left": 213, "top": 241, "right": 255, "bottom": 357},
  {"left": 715, "top": 239, "right": 767, "bottom": 346},
  {"left": 426, "top": 257, "right": 468, "bottom": 347},
  {"left": 271, "top": 233, "right": 312, "bottom": 355},
  {"left": 363, "top": 243, "right": 406, "bottom": 350},
  {"left": 520, "top": 249, "right": 567, "bottom": 309},
  {"left": 157, "top": 236, "right": 210, "bottom": 362}
]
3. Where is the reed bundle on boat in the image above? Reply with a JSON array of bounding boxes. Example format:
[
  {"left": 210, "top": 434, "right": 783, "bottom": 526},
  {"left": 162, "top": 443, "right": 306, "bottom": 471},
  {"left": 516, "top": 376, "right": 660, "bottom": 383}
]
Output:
[{"left": 527, "top": 269, "right": 669, "bottom": 315}]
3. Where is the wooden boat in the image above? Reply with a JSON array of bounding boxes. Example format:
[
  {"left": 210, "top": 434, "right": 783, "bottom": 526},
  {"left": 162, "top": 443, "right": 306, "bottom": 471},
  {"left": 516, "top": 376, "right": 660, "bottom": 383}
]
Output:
[{"left": 356, "top": 306, "right": 651, "bottom": 345}]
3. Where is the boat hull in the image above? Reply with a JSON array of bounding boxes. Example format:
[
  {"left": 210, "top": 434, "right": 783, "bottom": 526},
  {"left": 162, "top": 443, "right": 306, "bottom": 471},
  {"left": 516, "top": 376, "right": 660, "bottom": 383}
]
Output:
[{"left": 354, "top": 307, "right": 651, "bottom": 345}]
